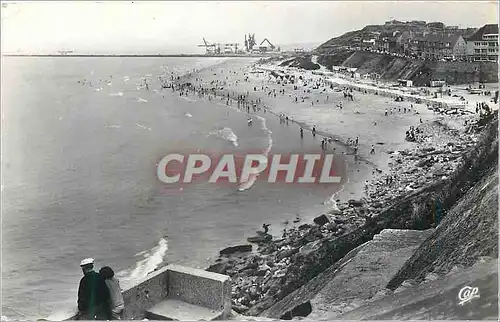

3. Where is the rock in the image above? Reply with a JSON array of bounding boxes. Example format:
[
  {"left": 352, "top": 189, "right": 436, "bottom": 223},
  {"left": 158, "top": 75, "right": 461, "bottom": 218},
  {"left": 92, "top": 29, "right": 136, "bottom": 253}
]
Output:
[
  {"left": 348, "top": 199, "right": 365, "bottom": 207},
  {"left": 232, "top": 304, "right": 249, "bottom": 314},
  {"left": 247, "top": 234, "right": 272, "bottom": 244},
  {"left": 298, "top": 240, "right": 322, "bottom": 258},
  {"left": 277, "top": 247, "right": 299, "bottom": 261},
  {"left": 313, "top": 214, "right": 331, "bottom": 226},
  {"left": 298, "top": 224, "right": 312, "bottom": 230},
  {"left": 328, "top": 207, "right": 343, "bottom": 215},
  {"left": 326, "top": 222, "right": 338, "bottom": 231},
  {"left": 206, "top": 259, "right": 232, "bottom": 274},
  {"left": 220, "top": 244, "right": 253, "bottom": 256},
  {"left": 416, "top": 158, "right": 434, "bottom": 167},
  {"left": 333, "top": 216, "right": 347, "bottom": 224}
]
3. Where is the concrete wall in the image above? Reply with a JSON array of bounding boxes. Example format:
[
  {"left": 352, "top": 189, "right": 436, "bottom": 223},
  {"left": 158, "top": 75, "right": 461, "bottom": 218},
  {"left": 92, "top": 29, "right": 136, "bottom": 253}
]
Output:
[
  {"left": 166, "top": 264, "right": 232, "bottom": 317},
  {"left": 47, "top": 265, "right": 231, "bottom": 321}
]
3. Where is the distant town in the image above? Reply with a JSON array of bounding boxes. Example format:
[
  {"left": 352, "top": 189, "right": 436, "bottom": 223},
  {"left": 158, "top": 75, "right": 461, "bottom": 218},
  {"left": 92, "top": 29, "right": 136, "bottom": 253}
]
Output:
[{"left": 318, "top": 20, "right": 498, "bottom": 63}]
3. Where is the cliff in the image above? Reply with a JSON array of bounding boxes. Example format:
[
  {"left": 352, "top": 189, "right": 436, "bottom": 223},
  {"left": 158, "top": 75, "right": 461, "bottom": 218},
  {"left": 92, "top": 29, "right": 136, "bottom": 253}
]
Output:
[{"left": 313, "top": 50, "right": 498, "bottom": 85}]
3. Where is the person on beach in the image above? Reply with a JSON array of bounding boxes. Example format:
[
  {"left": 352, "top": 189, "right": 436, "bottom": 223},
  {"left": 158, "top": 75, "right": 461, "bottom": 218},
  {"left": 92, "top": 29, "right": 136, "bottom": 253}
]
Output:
[
  {"left": 99, "top": 266, "right": 125, "bottom": 320},
  {"left": 77, "top": 258, "right": 111, "bottom": 320},
  {"left": 300, "top": 127, "right": 304, "bottom": 138},
  {"left": 370, "top": 145, "right": 375, "bottom": 154},
  {"left": 312, "top": 126, "right": 316, "bottom": 137}
]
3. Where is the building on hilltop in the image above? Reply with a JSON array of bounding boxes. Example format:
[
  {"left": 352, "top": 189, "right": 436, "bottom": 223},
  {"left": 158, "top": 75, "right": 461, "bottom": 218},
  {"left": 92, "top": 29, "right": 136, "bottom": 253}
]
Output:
[
  {"left": 409, "top": 20, "right": 427, "bottom": 27},
  {"left": 427, "top": 22, "right": 445, "bottom": 30},
  {"left": 385, "top": 19, "right": 404, "bottom": 26},
  {"left": 417, "top": 34, "right": 467, "bottom": 61},
  {"left": 465, "top": 24, "right": 499, "bottom": 62}
]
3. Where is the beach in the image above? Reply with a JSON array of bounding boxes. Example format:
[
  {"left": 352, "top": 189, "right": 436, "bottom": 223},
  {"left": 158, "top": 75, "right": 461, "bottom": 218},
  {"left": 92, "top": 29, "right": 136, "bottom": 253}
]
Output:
[{"left": 171, "top": 57, "right": 497, "bottom": 315}]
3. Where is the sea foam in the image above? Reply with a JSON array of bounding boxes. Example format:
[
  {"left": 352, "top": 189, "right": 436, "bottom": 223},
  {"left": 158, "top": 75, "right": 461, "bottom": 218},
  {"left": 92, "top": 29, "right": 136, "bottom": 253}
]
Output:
[
  {"left": 117, "top": 238, "right": 168, "bottom": 286},
  {"left": 209, "top": 127, "right": 239, "bottom": 147}
]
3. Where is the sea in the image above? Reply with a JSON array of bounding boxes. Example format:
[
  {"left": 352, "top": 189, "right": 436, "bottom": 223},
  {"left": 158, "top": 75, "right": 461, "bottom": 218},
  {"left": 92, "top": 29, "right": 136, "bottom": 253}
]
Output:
[{"left": 1, "top": 56, "right": 347, "bottom": 320}]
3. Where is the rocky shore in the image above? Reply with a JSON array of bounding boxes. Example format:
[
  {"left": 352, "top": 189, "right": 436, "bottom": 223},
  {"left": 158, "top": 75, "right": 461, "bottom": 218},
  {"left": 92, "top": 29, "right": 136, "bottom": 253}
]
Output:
[{"left": 207, "top": 110, "right": 497, "bottom": 316}]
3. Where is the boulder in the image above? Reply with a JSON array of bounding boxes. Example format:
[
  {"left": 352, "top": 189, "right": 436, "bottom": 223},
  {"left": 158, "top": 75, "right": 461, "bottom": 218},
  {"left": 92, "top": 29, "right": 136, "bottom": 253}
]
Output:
[
  {"left": 325, "top": 222, "right": 337, "bottom": 231},
  {"left": 232, "top": 304, "right": 249, "bottom": 314},
  {"left": 416, "top": 158, "right": 434, "bottom": 167},
  {"left": 206, "top": 259, "right": 232, "bottom": 274},
  {"left": 348, "top": 199, "right": 365, "bottom": 207},
  {"left": 220, "top": 244, "right": 253, "bottom": 256},
  {"left": 333, "top": 216, "right": 347, "bottom": 224},
  {"left": 298, "top": 240, "right": 323, "bottom": 258},
  {"left": 313, "top": 214, "right": 331, "bottom": 226},
  {"left": 298, "top": 224, "right": 312, "bottom": 230},
  {"left": 247, "top": 234, "right": 273, "bottom": 244},
  {"left": 277, "top": 247, "right": 299, "bottom": 261},
  {"left": 328, "top": 208, "right": 343, "bottom": 215}
]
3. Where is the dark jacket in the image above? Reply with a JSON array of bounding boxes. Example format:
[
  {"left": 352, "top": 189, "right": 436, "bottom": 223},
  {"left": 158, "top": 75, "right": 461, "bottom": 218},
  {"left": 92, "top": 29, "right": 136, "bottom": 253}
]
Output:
[{"left": 77, "top": 270, "right": 111, "bottom": 319}]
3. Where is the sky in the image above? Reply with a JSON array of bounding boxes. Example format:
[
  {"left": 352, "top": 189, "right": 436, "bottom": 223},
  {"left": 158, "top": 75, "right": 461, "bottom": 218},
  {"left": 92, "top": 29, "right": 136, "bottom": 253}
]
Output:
[{"left": 1, "top": 1, "right": 498, "bottom": 54}]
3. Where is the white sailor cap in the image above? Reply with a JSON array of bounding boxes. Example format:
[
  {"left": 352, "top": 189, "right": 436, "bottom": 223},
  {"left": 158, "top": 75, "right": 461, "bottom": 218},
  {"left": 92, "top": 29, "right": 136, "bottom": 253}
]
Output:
[{"left": 80, "top": 258, "right": 94, "bottom": 266}]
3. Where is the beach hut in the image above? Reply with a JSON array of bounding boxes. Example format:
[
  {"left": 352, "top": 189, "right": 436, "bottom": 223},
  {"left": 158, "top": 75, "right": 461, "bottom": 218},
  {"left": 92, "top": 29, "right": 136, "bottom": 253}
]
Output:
[
  {"left": 398, "top": 79, "right": 413, "bottom": 87},
  {"left": 430, "top": 80, "right": 446, "bottom": 87}
]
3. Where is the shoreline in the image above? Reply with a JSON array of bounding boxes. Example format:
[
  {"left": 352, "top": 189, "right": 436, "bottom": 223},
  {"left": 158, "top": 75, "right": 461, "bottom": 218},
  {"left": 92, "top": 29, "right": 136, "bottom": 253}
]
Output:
[
  {"left": 171, "top": 58, "right": 372, "bottom": 207},
  {"left": 169, "top": 58, "right": 496, "bottom": 315}
]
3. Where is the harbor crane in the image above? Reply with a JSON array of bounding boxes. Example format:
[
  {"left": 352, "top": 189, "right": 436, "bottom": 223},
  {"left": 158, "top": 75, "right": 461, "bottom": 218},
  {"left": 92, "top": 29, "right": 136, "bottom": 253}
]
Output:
[
  {"left": 245, "top": 34, "right": 256, "bottom": 52},
  {"left": 198, "top": 38, "right": 221, "bottom": 55}
]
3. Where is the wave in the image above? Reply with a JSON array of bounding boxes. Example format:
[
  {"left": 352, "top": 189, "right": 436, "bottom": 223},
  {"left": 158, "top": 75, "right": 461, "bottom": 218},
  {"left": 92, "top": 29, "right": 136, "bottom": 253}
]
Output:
[
  {"left": 105, "top": 124, "right": 121, "bottom": 129},
  {"left": 136, "top": 123, "right": 152, "bottom": 131},
  {"left": 117, "top": 238, "right": 168, "bottom": 285},
  {"left": 109, "top": 92, "right": 124, "bottom": 97},
  {"left": 136, "top": 97, "right": 148, "bottom": 103},
  {"left": 208, "top": 127, "right": 238, "bottom": 147},
  {"left": 324, "top": 161, "right": 349, "bottom": 207},
  {"left": 237, "top": 115, "right": 273, "bottom": 192},
  {"left": 181, "top": 96, "right": 197, "bottom": 103},
  {"left": 185, "top": 113, "right": 193, "bottom": 118}
]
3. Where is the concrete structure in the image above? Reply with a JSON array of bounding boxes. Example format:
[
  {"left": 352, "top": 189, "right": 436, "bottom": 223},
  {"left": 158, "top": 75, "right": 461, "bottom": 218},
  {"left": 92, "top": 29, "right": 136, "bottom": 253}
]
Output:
[
  {"left": 48, "top": 265, "right": 232, "bottom": 321},
  {"left": 338, "top": 259, "right": 498, "bottom": 320},
  {"left": 466, "top": 24, "right": 499, "bottom": 62},
  {"left": 261, "top": 229, "right": 434, "bottom": 319}
]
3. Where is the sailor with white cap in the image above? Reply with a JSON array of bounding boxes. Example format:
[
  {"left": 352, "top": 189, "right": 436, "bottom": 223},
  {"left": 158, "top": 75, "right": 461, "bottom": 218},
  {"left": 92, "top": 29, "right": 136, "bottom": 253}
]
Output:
[
  {"left": 80, "top": 258, "right": 94, "bottom": 267},
  {"left": 77, "top": 258, "right": 110, "bottom": 320}
]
